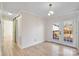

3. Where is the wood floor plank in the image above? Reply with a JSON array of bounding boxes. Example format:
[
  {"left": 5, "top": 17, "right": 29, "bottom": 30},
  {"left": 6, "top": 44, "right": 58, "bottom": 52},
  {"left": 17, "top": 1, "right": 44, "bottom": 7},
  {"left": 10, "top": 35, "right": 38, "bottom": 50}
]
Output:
[{"left": 1, "top": 42, "right": 78, "bottom": 56}]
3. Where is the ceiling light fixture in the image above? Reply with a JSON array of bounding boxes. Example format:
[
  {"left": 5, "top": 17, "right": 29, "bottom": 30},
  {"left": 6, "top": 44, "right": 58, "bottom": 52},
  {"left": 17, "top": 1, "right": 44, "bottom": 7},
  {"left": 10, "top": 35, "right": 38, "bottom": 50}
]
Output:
[
  {"left": 48, "top": 3, "right": 54, "bottom": 16},
  {"left": 8, "top": 12, "right": 12, "bottom": 15}
]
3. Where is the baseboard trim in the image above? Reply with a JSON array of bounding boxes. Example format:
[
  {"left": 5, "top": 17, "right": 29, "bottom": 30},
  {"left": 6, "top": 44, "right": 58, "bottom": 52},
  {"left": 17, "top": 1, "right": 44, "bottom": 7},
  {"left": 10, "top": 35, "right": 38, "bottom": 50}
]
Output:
[
  {"left": 45, "top": 41, "right": 77, "bottom": 49},
  {"left": 21, "top": 40, "right": 44, "bottom": 49}
]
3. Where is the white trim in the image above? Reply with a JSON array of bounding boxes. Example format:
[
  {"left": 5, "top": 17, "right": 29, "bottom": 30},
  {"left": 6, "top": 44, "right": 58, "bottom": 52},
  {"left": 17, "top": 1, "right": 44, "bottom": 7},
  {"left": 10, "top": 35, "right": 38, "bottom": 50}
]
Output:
[{"left": 21, "top": 40, "right": 44, "bottom": 49}]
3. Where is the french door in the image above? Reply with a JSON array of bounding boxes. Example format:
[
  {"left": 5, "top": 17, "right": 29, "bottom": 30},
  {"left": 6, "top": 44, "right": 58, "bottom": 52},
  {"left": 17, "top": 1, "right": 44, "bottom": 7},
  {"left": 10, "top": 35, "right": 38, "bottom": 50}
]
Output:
[
  {"left": 52, "top": 20, "right": 76, "bottom": 47},
  {"left": 52, "top": 23, "right": 61, "bottom": 43},
  {"left": 63, "top": 20, "right": 75, "bottom": 47}
]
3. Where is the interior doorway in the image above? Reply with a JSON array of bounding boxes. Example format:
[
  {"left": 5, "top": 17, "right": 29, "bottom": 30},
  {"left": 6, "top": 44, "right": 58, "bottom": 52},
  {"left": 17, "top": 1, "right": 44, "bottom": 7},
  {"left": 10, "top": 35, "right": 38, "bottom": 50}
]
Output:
[
  {"left": 2, "top": 19, "right": 14, "bottom": 55},
  {"left": 13, "top": 18, "right": 17, "bottom": 44},
  {"left": 13, "top": 15, "right": 22, "bottom": 46},
  {"left": 1, "top": 14, "right": 19, "bottom": 55},
  {"left": 0, "top": 12, "right": 22, "bottom": 55}
]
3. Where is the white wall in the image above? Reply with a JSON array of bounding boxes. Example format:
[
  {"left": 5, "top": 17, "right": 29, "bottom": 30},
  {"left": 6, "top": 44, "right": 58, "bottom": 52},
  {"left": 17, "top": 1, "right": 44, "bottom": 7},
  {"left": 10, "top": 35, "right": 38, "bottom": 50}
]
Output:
[
  {"left": 0, "top": 20, "right": 2, "bottom": 55},
  {"left": 19, "top": 11, "right": 45, "bottom": 48}
]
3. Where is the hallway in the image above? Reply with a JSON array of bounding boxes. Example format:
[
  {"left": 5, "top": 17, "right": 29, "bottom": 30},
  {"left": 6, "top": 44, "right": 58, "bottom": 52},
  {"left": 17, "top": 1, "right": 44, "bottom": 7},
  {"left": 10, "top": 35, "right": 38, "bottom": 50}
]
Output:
[{"left": 2, "top": 42, "right": 78, "bottom": 56}]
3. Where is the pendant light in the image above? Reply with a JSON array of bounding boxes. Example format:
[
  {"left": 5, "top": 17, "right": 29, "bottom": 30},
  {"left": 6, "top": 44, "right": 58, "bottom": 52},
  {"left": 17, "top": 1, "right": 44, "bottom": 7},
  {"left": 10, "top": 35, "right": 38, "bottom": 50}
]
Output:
[{"left": 48, "top": 3, "right": 54, "bottom": 16}]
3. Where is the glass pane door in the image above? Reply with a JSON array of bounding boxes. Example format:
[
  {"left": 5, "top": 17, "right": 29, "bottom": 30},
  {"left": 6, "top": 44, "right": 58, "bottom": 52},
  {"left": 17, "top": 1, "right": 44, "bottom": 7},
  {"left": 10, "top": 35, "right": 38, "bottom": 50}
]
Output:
[
  {"left": 63, "top": 21, "right": 73, "bottom": 43},
  {"left": 52, "top": 24, "right": 60, "bottom": 40}
]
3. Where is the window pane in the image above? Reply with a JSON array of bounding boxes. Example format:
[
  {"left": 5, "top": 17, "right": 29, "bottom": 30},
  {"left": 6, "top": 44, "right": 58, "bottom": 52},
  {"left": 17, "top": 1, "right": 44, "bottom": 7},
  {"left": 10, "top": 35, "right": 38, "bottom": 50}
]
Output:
[
  {"left": 52, "top": 24, "right": 60, "bottom": 40},
  {"left": 64, "top": 24, "right": 73, "bottom": 43}
]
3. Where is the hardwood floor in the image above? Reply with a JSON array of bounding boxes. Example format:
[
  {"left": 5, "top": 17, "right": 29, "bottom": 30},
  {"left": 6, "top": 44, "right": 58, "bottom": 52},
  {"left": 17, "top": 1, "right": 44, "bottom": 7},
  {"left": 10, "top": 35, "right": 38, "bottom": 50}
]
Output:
[{"left": 2, "top": 42, "right": 78, "bottom": 56}]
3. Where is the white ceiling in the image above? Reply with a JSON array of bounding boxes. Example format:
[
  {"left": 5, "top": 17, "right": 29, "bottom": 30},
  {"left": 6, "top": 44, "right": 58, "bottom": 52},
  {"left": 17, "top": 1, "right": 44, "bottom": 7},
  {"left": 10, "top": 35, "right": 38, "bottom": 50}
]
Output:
[{"left": 1, "top": 2, "right": 79, "bottom": 19}]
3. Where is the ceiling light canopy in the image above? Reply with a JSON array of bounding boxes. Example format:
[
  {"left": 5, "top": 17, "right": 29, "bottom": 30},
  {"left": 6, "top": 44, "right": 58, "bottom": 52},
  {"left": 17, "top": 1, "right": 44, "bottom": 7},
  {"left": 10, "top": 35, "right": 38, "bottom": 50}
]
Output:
[{"left": 48, "top": 3, "right": 54, "bottom": 16}]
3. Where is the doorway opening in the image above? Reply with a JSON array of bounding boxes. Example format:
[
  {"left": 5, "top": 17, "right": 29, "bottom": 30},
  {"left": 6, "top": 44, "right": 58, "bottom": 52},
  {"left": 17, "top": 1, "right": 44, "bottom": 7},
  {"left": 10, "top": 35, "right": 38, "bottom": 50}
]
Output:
[{"left": 1, "top": 12, "right": 21, "bottom": 55}]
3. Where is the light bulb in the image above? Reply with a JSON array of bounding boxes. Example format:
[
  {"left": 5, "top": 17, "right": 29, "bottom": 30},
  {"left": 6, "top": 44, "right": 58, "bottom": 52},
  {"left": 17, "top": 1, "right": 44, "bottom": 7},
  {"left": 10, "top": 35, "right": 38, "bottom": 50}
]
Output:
[
  {"left": 49, "top": 11, "right": 54, "bottom": 15},
  {"left": 48, "top": 11, "right": 54, "bottom": 16},
  {"left": 8, "top": 12, "right": 12, "bottom": 15},
  {"left": 48, "top": 13, "right": 51, "bottom": 16}
]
